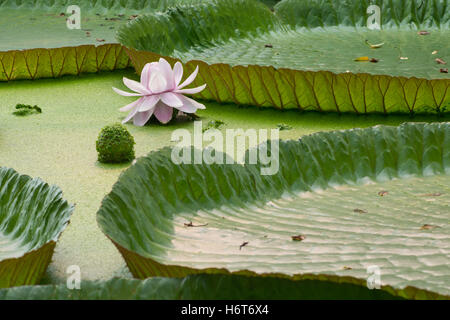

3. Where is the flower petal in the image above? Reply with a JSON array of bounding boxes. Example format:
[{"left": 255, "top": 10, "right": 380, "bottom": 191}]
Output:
[
  {"left": 123, "top": 77, "right": 150, "bottom": 95},
  {"left": 140, "top": 63, "right": 152, "bottom": 90},
  {"left": 139, "top": 95, "right": 160, "bottom": 112},
  {"left": 149, "top": 70, "right": 168, "bottom": 94},
  {"left": 175, "top": 84, "right": 206, "bottom": 95},
  {"left": 173, "top": 62, "right": 183, "bottom": 87},
  {"left": 154, "top": 102, "right": 174, "bottom": 124},
  {"left": 122, "top": 106, "right": 140, "bottom": 124},
  {"left": 176, "top": 94, "right": 206, "bottom": 113},
  {"left": 119, "top": 97, "right": 143, "bottom": 112},
  {"left": 177, "top": 65, "right": 199, "bottom": 89},
  {"left": 158, "top": 58, "right": 176, "bottom": 89},
  {"left": 113, "top": 87, "right": 143, "bottom": 97},
  {"left": 161, "top": 92, "right": 183, "bottom": 108},
  {"left": 133, "top": 110, "right": 154, "bottom": 126}
]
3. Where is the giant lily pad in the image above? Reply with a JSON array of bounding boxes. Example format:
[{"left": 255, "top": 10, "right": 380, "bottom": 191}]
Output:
[
  {"left": 3, "top": 68, "right": 442, "bottom": 283},
  {"left": 0, "top": 275, "right": 404, "bottom": 299},
  {"left": 0, "top": 0, "right": 213, "bottom": 51},
  {"left": 97, "top": 122, "right": 450, "bottom": 299},
  {"left": 0, "top": 0, "right": 215, "bottom": 81},
  {"left": 0, "top": 167, "right": 73, "bottom": 288},
  {"left": 119, "top": 0, "right": 450, "bottom": 114}
]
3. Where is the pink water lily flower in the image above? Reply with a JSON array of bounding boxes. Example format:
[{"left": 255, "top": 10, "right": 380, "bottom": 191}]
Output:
[{"left": 113, "top": 58, "right": 206, "bottom": 126}]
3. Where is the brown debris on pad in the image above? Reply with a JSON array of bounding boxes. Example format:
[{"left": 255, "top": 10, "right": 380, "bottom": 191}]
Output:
[
  {"left": 184, "top": 221, "right": 208, "bottom": 228},
  {"left": 420, "top": 224, "right": 440, "bottom": 230},
  {"left": 239, "top": 241, "right": 249, "bottom": 250},
  {"left": 291, "top": 235, "right": 306, "bottom": 242}
]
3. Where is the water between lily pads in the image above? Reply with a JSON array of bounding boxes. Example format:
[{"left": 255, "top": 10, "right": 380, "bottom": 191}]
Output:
[{"left": 0, "top": 69, "right": 448, "bottom": 284}]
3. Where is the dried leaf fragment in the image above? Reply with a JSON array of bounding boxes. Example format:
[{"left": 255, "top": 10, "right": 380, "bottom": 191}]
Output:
[
  {"left": 400, "top": 57, "right": 408, "bottom": 60},
  {"left": 291, "top": 235, "right": 306, "bottom": 241},
  {"left": 353, "top": 208, "right": 367, "bottom": 214},
  {"left": 417, "top": 31, "right": 430, "bottom": 35},
  {"left": 184, "top": 221, "right": 208, "bottom": 227},
  {"left": 343, "top": 266, "right": 352, "bottom": 270},
  {"left": 421, "top": 192, "right": 443, "bottom": 197},
  {"left": 96, "top": 38, "right": 105, "bottom": 42},
  {"left": 378, "top": 190, "right": 389, "bottom": 196},
  {"left": 365, "top": 40, "right": 384, "bottom": 49},
  {"left": 420, "top": 224, "right": 440, "bottom": 230},
  {"left": 432, "top": 51, "right": 438, "bottom": 55},
  {"left": 239, "top": 241, "right": 249, "bottom": 250}
]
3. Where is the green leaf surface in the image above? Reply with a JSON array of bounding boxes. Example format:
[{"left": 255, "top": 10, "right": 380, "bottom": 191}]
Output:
[
  {"left": 0, "top": 0, "right": 206, "bottom": 11},
  {"left": 275, "top": 0, "right": 450, "bottom": 28},
  {"left": 97, "top": 122, "right": 450, "bottom": 299},
  {"left": 3, "top": 69, "right": 443, "bottom": 283},
  {"left": 0, "top": 44, "right": 131, "bottom": 81},
  {"left": 0, "top": 275, "right": 408, "bottom": 299},
  {"left": 0, "top": 1, "right": 215, "bottom": 80},
  {"left": 0, "top": 167, "right": 73, "bottom": 288},
  {"left": 126, "top": 49, "right": 450, "bottom": 114},
  {"left": 0, "top": 1, "right": 218, "bottom": 51},
  {"left": 119, "top": 0, "right": 450, "bottom": 113}
]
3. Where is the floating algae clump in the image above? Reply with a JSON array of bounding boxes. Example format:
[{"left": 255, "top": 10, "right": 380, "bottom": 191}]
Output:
[{"left": 96, "top": 123, "right": 135, "bottom": 164}]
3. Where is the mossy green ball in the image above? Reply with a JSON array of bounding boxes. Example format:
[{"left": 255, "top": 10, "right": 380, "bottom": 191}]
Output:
[{"left": 96, "top": 123, "right": 135, "bottom": 164}]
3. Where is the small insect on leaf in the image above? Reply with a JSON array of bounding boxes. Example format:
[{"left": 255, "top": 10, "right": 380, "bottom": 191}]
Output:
[
  {"left": 96, "top": 38, "right": 105, "bottom": 42},
  {"left": 265, "top": 44, "right": 273, "bottom": 48},
  {"left": 343, "top": 266, "right": 352, "bottom": 270},
  {"left": 400, "top": 57, "right": 408, "bottom": 60},
  {"left": 291, "top": 235, "right": 306, "bottom": 241},
  {"left": 417, "top": 31, "right": 430, "bottom": 35},
  {"left": 420, "top": 224, "right": 440, "bottom": 230},
  {"left": 440, "top": 68, "right": 448, "bottom": 73},
  {"left": 378, "top": 190, "right": 389, "bottom": 196},
  {"left": 353, "top": 208, "right": 368, "bottom": 214},
  {"left": 370, "top": 58, "right": 379, "bottom": 63},
  {"left": 239, "top": 241, "right": 249, "bottom": 250},
  {"left": 354, "top": 56, "right": 370, "bottom": 62},
  {"left": 365, "top": 40, "right": 384, "bottom": 49},
  {"left": 432, "top": 51, "right": 438, "bottom": 55},
  {"left": 436, "top": 58, "right": 447, "bottom": 65}
]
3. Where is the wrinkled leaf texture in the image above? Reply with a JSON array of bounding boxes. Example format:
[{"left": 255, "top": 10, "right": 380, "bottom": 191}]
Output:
[
  {"left": 97, "top": 122, "right": 450, "bottom": 299},
  {"left": 119, "top": 0, "right": 450, "bottom": 114},
  {"left": 0, "top": 167, "right": 73, "bottom": 288}
]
